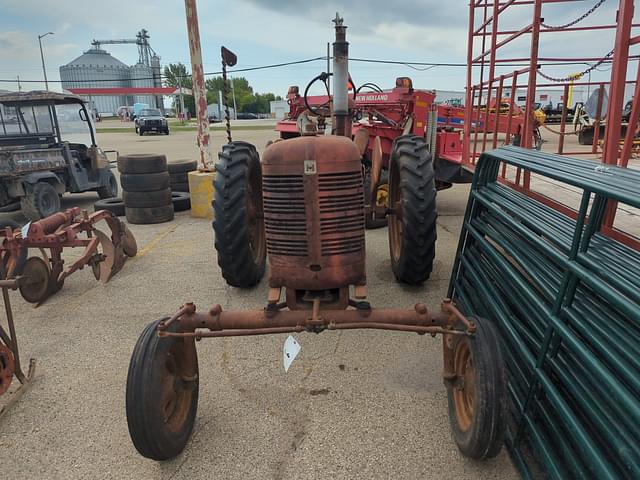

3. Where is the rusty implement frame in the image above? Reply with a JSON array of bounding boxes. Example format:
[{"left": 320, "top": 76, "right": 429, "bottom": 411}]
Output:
[
  {"left": 0, "top": 277, "right": 35, "bottom": 417},
  {"left": 0, "top": 207, "right": 137, "bottom": 305},
  {"left": 156, "top": 296, "right": 476, "bottom": 376}
]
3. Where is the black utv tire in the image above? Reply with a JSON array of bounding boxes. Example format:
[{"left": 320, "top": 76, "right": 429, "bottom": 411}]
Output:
[
  {"left": 168, "top": 159, "right": 197, "bottom": 175},
  {"left": 120, "top": 172, "right": 170, "bottom": 192},
  {"left": 125, "top": 205, "right": 174, "bottom": 225},
  {"left": 126, "top": 318, "right": 199, "bottom": 460},
  {"left": 446, "top": 317, "right": 507, "bottom": 460},
  {"left": 94, "top": 197, "right": 125, "bottom": 216},
  {"left": 97, "top": 170, "right": 119, "bottom": 199},
  {"left": 21, "top": 181, "right": 61, "bottom": 220},
  {"left": 117, "top": 154, "right": 167, "bottom": 174},
  {"left": 387, "top": 135, "right": 437, "bottom": 284},
  {"left": 213, "top": 141, "right": 266, "bottom": 288},
  {"left": 123, "top": 188, "right": 172, "bottom": 208}
]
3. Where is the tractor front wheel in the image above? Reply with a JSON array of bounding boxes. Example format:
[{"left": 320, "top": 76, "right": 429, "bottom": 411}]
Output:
[
  {"left": 446, "top": 317, "right": 506, "bottom": 460},
  {"left": 126, "top": 318, "right": 199, "bottom": 460},
  {"left": 213, "top": 141, "right": 266, "bottom": 288},
  {"left": 387, "top": 134, "right": 437, "bottom": 284}
]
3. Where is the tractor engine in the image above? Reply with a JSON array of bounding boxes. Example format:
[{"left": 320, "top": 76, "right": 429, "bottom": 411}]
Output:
[{"left": 262, "top": 135, "right": 366, "bottom": 297}]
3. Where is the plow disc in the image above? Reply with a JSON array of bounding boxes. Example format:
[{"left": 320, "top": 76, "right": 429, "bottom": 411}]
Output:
[{"left": 0, "top": 208, "right": 137, "bottom": 304}]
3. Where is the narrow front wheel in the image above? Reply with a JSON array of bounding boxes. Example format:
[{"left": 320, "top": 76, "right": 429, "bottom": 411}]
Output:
[{"left": 126, "top": 318, "right": 199, "bottom": 460}]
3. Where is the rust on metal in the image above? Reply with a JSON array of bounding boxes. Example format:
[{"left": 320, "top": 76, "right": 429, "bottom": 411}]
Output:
[
  {"left": 0, "top": 276, "right": 36, "bottom": 417},
  {"left": 0, "top": 207, "right": 137, "bottom": 304},
  {"left": 184, "top": 0, "right": 212, "bottom": 170},
  {"left": 262, "top": 135, "right": 366, "bottom": 291}
]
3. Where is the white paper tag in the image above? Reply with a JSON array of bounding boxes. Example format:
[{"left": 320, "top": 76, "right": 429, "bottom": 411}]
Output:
[
  {"left": 283, "top": 335, "right": 301, "bottom": 372},
  {"left": 21, "top": 221, "right": 31, "bottom": 239}
]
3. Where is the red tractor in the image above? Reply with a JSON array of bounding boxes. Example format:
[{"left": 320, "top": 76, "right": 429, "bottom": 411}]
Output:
[{"left": 125, "top": 14, "right": 506, "bottom": 463}]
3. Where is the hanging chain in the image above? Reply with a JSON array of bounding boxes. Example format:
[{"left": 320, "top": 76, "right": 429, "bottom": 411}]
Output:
[
  {"left": 541, "top": 0, "right": 607, "bottom": 30},
  {"left": 537, "top": 49, "right": 614, "bottom": 82},
  {"left": 222, "top": 60, "right": 232, "bottom": 144}
]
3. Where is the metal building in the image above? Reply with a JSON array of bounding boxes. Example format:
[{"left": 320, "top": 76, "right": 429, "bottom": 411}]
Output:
[
  {"left": 59, "top": 30, "right": 163, "bottom": 115},
  {"left": 60, "top": 48, "right": 130, "bottom": 114}
]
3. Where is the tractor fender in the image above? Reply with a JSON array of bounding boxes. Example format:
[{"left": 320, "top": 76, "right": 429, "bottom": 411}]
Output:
[{"left": 22, "top": 172, "right": 66, "bottom": 195}]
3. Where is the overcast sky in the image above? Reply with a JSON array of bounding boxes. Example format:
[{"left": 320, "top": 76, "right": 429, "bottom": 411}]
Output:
[{"left": 0, "top": 0, "right": 632, "bottom": 96}]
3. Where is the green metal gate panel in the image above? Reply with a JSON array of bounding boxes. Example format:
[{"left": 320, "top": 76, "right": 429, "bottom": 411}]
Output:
[{"left": 449, "top": 146, "right": 640, "bottom": 479}]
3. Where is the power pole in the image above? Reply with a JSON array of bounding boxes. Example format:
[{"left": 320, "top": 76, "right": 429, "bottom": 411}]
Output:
[
  {"left": 178, "top": 73, "right": 185, "bottom": 125},
  {"left": 218, "top": 90, "right": 223, "bottom": 120},
  {"left": 17, "top": 76, "right": 22, "bottom": 92},
  {"left": 38, "top": 32, "right": 54, "bottom": 90}
]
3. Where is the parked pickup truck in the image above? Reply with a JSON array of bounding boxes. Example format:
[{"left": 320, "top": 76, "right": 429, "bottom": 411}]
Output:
[
  {"left": 0, "top": 91, "right": 118, "bottom": 220},
  {"left": 134, "top": 108, "right": 169, "bottom": 136}
]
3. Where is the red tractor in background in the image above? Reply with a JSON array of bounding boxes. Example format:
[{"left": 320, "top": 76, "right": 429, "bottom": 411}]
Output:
[{"left": 276, "top": 76, "right": 526, "bottom": 227}]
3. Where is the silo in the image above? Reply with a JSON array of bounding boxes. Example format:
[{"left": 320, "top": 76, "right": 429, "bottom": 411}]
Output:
[
  {"left": 60, "top": 48, "right": 129, "bottom": 115},
  {"left": 130, "top": 63, "right": 155, "bottom": 108},
  {"left": 151, "top": 55, "right": 163, "bottom": 112}
]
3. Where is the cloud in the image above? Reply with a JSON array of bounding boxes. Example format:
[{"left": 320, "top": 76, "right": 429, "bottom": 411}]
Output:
[{"left": 0, "top": 30, "right": 77, "bottom": 62}]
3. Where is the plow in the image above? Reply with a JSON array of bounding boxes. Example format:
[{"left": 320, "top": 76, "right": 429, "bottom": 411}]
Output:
[
  {"left": 0, "top": 207, "right": 136, "bottom": 413},
  {"left": 0, "top": 207, "right": 137, "bottom": 305},
  {"left": 125, "top": 14, "right": 507, "bottom": 462}
]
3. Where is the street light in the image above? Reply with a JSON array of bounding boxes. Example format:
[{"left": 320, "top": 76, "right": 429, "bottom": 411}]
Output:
[{"left": 38, "top": 32, "right": 54, "bottom": 90}]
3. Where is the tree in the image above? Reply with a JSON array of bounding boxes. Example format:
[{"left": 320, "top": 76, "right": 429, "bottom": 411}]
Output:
[
  {"left": 164, "top": 63, "right": 195, "bottom": 116},
  {"left": 204, "top": 76, "right": 282, "bottom": 114}
]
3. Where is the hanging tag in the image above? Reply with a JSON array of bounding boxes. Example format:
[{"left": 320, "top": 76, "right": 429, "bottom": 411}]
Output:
[
  {"left": 283, "top": 335, "right": 301, "bottom": 372},
  {"left": 21, "top": 221, "right": 31, "bottom": 239}
]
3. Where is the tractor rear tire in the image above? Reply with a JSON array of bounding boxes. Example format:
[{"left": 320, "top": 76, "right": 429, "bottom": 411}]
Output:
[
  {"left": 94, "top": 197, "right": 125, "bottom": 216},
  {"left": 117, "top": 154, "right": 167, "bottom": 174},
  {"left": 446, "top": 317, "right": 506, "bottom": 460},
  {"left": 120, "top": 172, "right": 170, "bottom": 192},
  {"left": 125, "top": 205, "right": 174, "bottom": 225},
  {"left": 97, "top": 170, "right": 119, "bottom": 199},
  {"left": 126, "top": 318, "right": 199, "bottom": 461},
  {"left": 20, "top": 181, "right": 61, "bottom": 220},
  {"left": 387, "top": 134, "right": 437, "bottom": 284},
  {"left": 213, "top": 141, "right": 266, "bottom": 288}
]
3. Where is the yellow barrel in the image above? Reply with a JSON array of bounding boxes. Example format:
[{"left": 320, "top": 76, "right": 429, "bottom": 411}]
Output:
[{"left": 188, "top": 170, "right": 216, "bottom": 219}]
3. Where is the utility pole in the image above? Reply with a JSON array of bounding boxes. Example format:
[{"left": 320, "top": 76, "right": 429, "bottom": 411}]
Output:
[
  {"left": 38, "top": 32, "right": 54, "bottom": 90},
  {"left": 230, "top": 77, "right": 237, "bottom": 120},
  {"left": 218, "top": 90, "right": 223, "bottom": 120},
  {"left": 178, "top": 73, "right": 185, "bottom": 125},
  {"left": 17, "top": 76, "right": 22, "bottom": 92}
]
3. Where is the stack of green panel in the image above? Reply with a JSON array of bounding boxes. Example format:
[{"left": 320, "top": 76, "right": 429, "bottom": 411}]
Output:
[{"left": 449, "top": 146, "right": 640, "bottom": 479}]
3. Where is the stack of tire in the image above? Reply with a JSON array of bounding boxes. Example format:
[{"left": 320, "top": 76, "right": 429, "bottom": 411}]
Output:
[
  {"left": 167, "top": 159, "right": 197, "bottom": 192},
  {"left": 118, "top": 154, "right": 174, "bottom": 224}
]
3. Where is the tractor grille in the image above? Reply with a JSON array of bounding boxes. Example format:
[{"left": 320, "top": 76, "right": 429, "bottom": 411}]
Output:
[
  {"left": 263, "top": 175, "right": 308, "bottom": 257},
  {"left": 318, "top": 172, "right": 365, "bottom": 256},
  {"left": 263, "top": 171, "right": 365, "bottom": 258}
]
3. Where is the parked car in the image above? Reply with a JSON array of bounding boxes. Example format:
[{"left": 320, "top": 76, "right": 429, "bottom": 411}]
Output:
[
  {"left": 237, "top": 112, "right": 259, "bottom": 120},
  {"left": 135, "top": 108, "right": 170, "bottom": 135},
  {"left": 0, "top": 91, "right": 118, "bottom": 219}
]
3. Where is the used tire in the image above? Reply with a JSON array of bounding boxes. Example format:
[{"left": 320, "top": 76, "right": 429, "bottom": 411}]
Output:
[
  {"left": 446, "top": 317, "right": 507, "bottom": 460},
  {"left": 126, "top": 318, "right": 199, "bottom": 460},
  {"left": 170, "top": 181, "right": 190, "bottom": 193},
  {"left": 123, "top": 188, "right": 172, "bottom": 208},
  {"left": 170, "top": 172, "right": 189, "bottom": 184},
  {"left": 20, "top": 181, "right": 61, "bottom": 220},
  {"left": 120, "top": 172, "right": 170, "bottom": 192},
  {"left": 117, "top": 154, "right": 167, "bottom": 174},
  {"left": 387, "top": 134, "right": 437, "bottom": 284},
  {"left": 125, "top": 204, "right": 174, "bottom": 224},
  {"left": 171, "top": 191, "right": 191, "bottom": 212},
  {"left": 97, "top": 170, "right": 119, "bottom": 199},
  {"left": 168, "top": 159, "right": 197, "bottom": 174},
  {"left": 213, "top": 141, "right": 266, "bottom": 288},
  {"left": 94, "top": 197, "right": 125, "bottom": 216}
]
